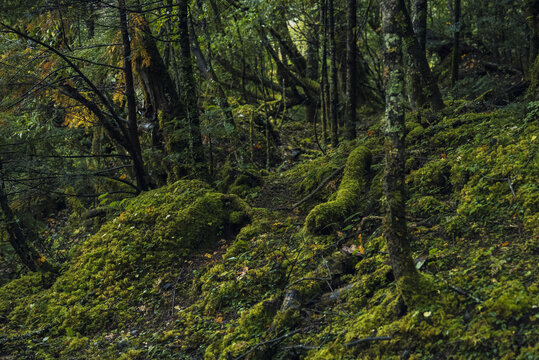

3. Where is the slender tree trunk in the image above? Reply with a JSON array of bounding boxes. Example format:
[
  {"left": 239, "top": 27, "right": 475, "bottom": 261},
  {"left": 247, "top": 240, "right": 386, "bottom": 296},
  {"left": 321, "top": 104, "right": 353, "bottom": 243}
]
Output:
[
  {"left": 399, "top": 0, "right": 444, "bottom": 111},
  {"left": 189, "top": 12, "right": 235, "bottom": 128},
  {"left": 321, "top": 0, "right": 329, "bottom": 142},
  {"left": 381, "top": 0, "right": 419, "bottom": 283},
  {"left": 345, "top": 0, "right": 357, "bottom": 140},
  {"left": 450, "top": 0, "right": 461, "bottom": 87},
  {"left": 524, "top": 0, "right": 539, "bottom": 73},
  {"left": 118, "top": 0, "right": 150, "bottom": 192},
  {"left": 306, "top": 25, "right": 319, "bottom": 130},
  {"left": 178, "top": 0, "right": 206, "bottom": 177},
  {"left": 412, "top": 0, "right": 427, "bottom": 52},
  {"left": 328, "top": 0, "right": 339, "bottom": 147}
]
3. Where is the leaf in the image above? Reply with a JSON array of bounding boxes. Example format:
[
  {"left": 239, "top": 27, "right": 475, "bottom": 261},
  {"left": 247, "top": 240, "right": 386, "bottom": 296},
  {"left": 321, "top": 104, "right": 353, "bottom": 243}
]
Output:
[
  {"left": 358, "top": 245, "right": 365, "bottom": 255},
  {"left": 237, "top": 266, "right": 249, "bottom": 280}
]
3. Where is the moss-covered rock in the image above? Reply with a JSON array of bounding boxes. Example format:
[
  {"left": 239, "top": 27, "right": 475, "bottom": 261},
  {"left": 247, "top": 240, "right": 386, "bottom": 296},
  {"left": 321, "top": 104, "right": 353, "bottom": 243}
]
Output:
[
  {"left": 305, "top": 146, "right": 372, "bottom": 234},
  {"left": 1, "top": 180, "right": 250, "bottom": 337}
]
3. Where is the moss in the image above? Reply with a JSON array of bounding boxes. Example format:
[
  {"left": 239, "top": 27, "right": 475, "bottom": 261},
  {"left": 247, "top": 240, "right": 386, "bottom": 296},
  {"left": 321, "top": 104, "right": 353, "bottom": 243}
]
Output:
[
  {"left": 2, "top": 180, "right": 250, "bottom": 337},
  {"left": 305, "top": 146, "right": 372, "bottom": 234},
  {"left": 0, "top": 272, "right": 53, "bottom": 320}
]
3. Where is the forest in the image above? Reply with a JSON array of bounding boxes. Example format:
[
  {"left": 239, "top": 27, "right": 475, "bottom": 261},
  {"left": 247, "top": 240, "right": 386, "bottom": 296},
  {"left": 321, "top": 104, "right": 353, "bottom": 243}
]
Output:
[{"left": 0, "top": 0, "right": 537, "bottom": 358}]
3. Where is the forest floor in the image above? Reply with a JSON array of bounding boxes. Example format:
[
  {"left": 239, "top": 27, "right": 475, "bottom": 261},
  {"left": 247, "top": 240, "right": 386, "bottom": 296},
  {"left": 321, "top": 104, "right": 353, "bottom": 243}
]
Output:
[{"left": 0, "top": 75, "right": 538, "bottom": 359}]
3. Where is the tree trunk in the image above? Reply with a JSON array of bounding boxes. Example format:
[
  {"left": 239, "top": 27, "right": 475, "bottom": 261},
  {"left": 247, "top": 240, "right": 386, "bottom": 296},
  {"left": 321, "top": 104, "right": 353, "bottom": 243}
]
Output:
[
  {"left": 328, "top": 0, "right": 339, "bottom": 147},
  {"left": 450, "top": 0, "right": 461, "bottom": 87},
  {"left": 381, "top": 0, "right": 419, "bottom": 283},
  {"left": 524, "top": 0, "right": 539, "bottom": 73},
  {"left": 178, "top": 0, "right": 207, "bottom": 178},
  {"left": 345, "top": 0, "right": 357, "bottom": 140},
  {"left": 412, "top": 0, "right": 427, "bottom": 52},
  {"left": 399, "top": 0, "right": 444, "bottom": 111},
  {"left": 189, "top": 15, "right": 235, "bottom": 128},
  {"left": 133, "top": 10, "right": 183, "bottom": 149},
  {"left": 321, "top": 0, "right": 329, "bottom": 142},
  {"left": 0, "top": 161, "right": 55, "bottom": 273},
  {"left": 306, "top": 22, "right": 319, "bottom": 131},
  {"left": 118, "top": 0, "right": 150, "bottom": 192}
]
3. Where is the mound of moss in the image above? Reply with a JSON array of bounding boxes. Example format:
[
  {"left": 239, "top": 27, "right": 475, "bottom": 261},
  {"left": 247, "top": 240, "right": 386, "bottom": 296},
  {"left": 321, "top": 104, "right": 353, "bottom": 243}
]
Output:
[
  {"left": 0, "top": 180, "right": 250, "bottom": 339},
  {"left": 305, "top": 146, "right": 372, "bottom": 233}
]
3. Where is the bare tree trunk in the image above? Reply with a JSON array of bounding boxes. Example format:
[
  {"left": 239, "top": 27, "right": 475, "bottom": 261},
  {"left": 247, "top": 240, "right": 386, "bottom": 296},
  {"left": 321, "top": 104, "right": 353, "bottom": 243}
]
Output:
[
  {"left": 328, "top": 0, "right": 339, "bottom": 147},
  {"left": 178, "top": 0, "right": 206, "bottom": 178},
  {"left": 450, "top": 0, "right": 461, "bottom": 87},
  {"left": 118, "top": 0, "right": 150, "bottom": 192},
  {"left": 321, "top": 0, "right": 329, "bottom": 142},
  {"left": 306, "top": 20, "right": 320, "bottom": 130},
  {"left": 412, "top": 0, "right": 427, "bottom": 52},
  {"left": 345, "top": 0, "right": 357, "bottom": 140},
  {"left": 381, "top": 0, "right": 419, "bottom": 283},
  {"left": 524, "top": 0, "right": 539, "bottom": 73}
]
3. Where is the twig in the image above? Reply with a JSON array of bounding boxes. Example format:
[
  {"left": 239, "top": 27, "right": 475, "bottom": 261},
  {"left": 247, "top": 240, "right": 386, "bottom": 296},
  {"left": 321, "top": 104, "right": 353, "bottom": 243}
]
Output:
[
  {"left": 170, "top": 268, "right": 185, "bottom": 317},
  {"left": 446, "top": 284, "right": 483, "bottom": 304},
  {"left": 233, "top": 328, "right": 303, "bottom": 360},
  {"left": 344, "top": 336, "right": 392, "bottom": 347},
  {"left": 282, "top": 336, "right": 391, "bottom": 353},
  {"left": 292, "top": 165, "right": 345, "bottom": 208},
  {"left": 286, "top": 277, "right": 330, "bottom": 289}
]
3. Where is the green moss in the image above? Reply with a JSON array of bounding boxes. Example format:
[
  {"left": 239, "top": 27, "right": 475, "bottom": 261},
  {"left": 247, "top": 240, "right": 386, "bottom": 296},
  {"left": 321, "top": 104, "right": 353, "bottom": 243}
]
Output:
[
  {"left": 2, "top": 180, "right": 250, "bottom": 336},
  {"left": 305, "top": 146, "right": 372, "bottom": 234},
  {"left": 0, "top": 272, "right": 53, "bottom": 320}
]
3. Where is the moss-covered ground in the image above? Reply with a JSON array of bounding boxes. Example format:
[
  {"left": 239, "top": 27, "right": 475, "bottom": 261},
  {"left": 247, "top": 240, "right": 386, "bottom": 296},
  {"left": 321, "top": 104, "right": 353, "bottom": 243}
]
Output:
[{"left": 0, "top": 99, "right": 537, "bottom": 359}]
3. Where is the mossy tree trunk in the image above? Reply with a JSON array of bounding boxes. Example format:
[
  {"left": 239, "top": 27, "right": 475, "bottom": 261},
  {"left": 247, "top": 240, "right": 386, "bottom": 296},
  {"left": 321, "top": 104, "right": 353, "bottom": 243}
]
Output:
[
  {"left": 399, "top": 0, "right": 444, "bottom": 111},
  {"left": 345, "top": 0, "right": 357, "bottom": 140},
  {"left": 178, "top": 0, "right": 207, "bottom": 178},
  {"left": 381, "top": 0, "right": 419, "bottom": 283},
  {"left": 133, "top": 7, "right": 184, "bottom": 152}
]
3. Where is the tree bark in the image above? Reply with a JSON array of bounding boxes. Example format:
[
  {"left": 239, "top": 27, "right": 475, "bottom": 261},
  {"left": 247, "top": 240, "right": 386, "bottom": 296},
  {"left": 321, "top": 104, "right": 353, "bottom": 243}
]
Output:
[
  {"left": 328, "top": 0, "right": 339, "bottom": 147},
  {"left": 450, "top": 0, "right": 461, "bottom": 87},
  {"left": 118, "top": 0, "right": 150, "bottom": 192},
  {"left": 524, "top": 0, "right": 539, "bottom": 72},
  {"left": 306, "top": 19, "right": 320, "bottom": 130},
  {"left": 381, "top": 0, "right": 419, "bottom": 283},
  {"left": 412, "top": 0, "right": 427, "bottom": 52},
  {"left": 345, "top": 0, "right": 358, "bottom": 140},
  {"left": 178, "top": 0, "right": 206, "bottom": 177},
  {"left": 399, "top": 0, "right": 444, "bottom": 111}
]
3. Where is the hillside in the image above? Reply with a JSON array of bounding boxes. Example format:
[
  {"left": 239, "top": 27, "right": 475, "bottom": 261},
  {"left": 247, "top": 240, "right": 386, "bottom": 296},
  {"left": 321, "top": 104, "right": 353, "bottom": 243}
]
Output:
[{"left": 1, "top": 96, "right": 537, "bottom": 359}]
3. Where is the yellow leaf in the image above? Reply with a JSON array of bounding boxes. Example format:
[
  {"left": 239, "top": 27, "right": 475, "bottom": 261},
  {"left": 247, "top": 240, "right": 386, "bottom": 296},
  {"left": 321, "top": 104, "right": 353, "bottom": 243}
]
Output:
[
  {"left": 204, "top": 253, "right": 212, "bottom": 259},
  {"left": 358, "top": 245, "right": 365, "bottom": 255}
]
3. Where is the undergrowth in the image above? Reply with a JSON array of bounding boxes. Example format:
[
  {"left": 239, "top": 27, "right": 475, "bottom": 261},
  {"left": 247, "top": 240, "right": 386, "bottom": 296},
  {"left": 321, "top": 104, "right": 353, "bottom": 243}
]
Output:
[{"left": 0, "top": 99, "right": 537, "bottom": 359}]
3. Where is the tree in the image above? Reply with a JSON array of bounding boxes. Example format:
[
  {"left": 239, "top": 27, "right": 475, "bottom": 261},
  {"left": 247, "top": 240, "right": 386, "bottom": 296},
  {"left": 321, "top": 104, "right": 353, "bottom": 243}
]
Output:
[
  {"left": 328, "top": 0, "right": 339, "bottom": 147},
  {"left": 400, "top": 0, "right": 445, "bottom": 111},
  {"left": 0, "top": 159, "right": 56, "bottom": 273},
  {"left": 345, "top": 0, "right": 358, "bottom": 140},
  {"left": 450, "top": 0, "right": 462, "bottom": 87},
  {"left": 380, "top": 0, "right": 419, "bottom": 283}
]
